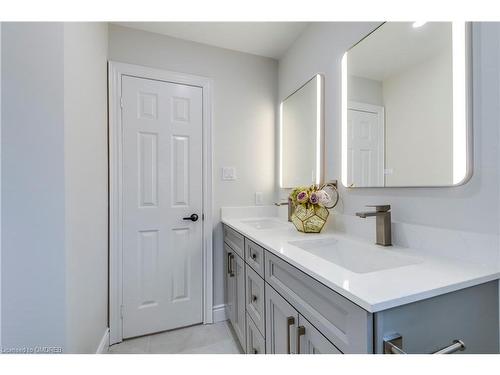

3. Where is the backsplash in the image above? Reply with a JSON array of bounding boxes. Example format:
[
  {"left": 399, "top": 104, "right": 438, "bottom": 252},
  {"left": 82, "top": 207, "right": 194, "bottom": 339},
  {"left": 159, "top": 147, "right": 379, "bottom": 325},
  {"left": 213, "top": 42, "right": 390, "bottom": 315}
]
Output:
[
  {"left": 223, "top": 205, "right": 500, "bottom": 267},
  {"left": 221, "top": 205, "right": 278, "bottom": 219},
  {"left": 330, "top": 213, "right": 500, "bottom": 266}
]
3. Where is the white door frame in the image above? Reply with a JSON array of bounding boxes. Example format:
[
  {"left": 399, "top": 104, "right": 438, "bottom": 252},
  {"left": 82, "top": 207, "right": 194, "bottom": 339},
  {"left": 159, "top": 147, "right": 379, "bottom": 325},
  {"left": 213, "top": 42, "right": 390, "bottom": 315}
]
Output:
[
  {"left": 108, "top": 61, "right": 214, "bottom": 344},
  {"left": 347, "top": 101, "right": 385, "bottom": 186}
]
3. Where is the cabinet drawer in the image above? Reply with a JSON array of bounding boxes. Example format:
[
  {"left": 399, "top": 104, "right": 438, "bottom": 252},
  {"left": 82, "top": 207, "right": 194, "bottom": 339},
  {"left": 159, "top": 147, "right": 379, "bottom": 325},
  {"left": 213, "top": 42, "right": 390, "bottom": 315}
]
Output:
[
  {"left": 245, "top": 264, "right": 265, "bottom": 336},
  {"left": 223, "top": 225, "right": 244, "bottom": 258},
  {"left": 245, "top": 238, "right": 265, "bottom": 278},
  {"left": 246, "top": 313, "right": 266, "bottom": 354},
  {"left": 265, "top": 251, "right": 373, "bottom": 353}
]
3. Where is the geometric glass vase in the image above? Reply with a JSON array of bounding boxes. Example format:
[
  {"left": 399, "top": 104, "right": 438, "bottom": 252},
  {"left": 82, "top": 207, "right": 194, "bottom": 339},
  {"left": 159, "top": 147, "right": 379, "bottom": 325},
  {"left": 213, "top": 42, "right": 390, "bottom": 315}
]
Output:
[{"left": 291, "top": 204, "right": 330, "bottom": 233}]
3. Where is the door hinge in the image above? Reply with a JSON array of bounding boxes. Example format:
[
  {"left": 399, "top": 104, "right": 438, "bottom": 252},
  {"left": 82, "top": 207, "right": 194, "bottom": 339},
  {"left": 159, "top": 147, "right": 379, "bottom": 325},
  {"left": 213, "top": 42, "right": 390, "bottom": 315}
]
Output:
[
  {"left": 202, "top": 213, "right": 205, "bottom": 221},
  {"left": 120, "top": 304, "right": 124, "bottom": 319},
  {"left": 120, "top": 97, "right": 124, "bottom": 108}
]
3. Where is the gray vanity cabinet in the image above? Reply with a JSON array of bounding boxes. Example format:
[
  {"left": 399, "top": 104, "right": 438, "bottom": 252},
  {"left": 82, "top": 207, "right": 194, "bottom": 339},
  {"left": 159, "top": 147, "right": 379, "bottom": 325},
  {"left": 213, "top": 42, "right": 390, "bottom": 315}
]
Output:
[
  {"left": 232, "top": 253, "right": 246, "bottom": 347},
  {"left": 265, "top": 284, "right": 340, "bottom": 354},
  {"left": 265, "top": 284, "right": 299, "bottom": 354},
  {"left": 224, "top": 225, "right": 245, "bottom": 258},
  {"left": 224, "top": 242, "right": 246, "bottom": 348},
  {"left": 265, "top": 251, "right": 373, "bottom": 353},
  {"left": 298, "top": 316, "right": 341, "bottom": 354},
  {"left": 245, "top": 264, "right": 265, "bottom": 335},
  {"left": 224, "top": 244, "right": 234, "bottom": 326},
  {"left": 246, "top": 313, "right": 266, "bottom": 354},
  {"left": 224, "top": 224, "right": 499, "bottom": 354},
  {"left": 373, "top": 280, "right": 499, "bottom": 354},
  {"left": 245, "top": 238, "right": 265, "bottom": 278}
]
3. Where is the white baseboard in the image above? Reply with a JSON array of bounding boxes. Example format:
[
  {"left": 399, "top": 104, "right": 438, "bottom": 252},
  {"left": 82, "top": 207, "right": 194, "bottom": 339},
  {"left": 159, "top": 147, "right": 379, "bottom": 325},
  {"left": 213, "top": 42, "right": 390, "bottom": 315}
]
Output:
[
  {"left": 213, "top": 304, "right": 228, "bottom": 323},
  {"left": 96, "top": 328, "right": 110, "bottom": 354}
]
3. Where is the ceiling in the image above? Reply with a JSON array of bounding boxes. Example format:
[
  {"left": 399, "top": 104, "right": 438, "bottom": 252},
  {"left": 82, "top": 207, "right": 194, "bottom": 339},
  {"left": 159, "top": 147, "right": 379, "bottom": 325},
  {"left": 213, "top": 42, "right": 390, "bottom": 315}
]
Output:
[
  {"left": 348, "top": 22, "right": 452, "bottom": 81},
  {"left": 113, "top": 22, "right": 309, "bottom": 59}
]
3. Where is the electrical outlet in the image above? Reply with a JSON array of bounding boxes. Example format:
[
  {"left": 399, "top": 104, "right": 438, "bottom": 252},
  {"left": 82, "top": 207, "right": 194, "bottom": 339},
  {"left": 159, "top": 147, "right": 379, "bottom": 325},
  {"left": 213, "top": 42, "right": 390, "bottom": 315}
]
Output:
[
  {"left": 222, "top": 167, "right": 236, "bottom": 181},
  {"left": 255, "top": 192, "right": 264, "bottom": 205}
]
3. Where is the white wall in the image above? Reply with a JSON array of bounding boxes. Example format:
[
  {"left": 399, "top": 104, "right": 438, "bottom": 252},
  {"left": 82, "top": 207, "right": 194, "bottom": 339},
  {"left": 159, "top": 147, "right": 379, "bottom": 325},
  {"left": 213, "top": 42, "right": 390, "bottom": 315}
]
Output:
[
  {"left": 1, "top": 22, "right": 67, "bottom": 349},
  {"left": 384, "top": 48, "right": 453, "bottom": 186},
  {"left": 64, "top": 22, "right": 108, "bottom": 353},
  {"left": 1, "top": 22, "right": 108, "bottom": 353},
  {"left": 108, "top": 24, "right": 278, "bottom": 307},
  {"left": 348, "top": 75, "right": 383, "bottom": 105},
  {"left": 279, "top": 22, "right": 500, "bottom": 236}
]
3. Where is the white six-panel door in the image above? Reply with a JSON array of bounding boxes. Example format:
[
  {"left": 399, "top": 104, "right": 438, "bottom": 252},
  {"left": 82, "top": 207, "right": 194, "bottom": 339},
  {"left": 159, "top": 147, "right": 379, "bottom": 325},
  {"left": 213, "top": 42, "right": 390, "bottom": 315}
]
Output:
[
  {"left": 347, "top": 102, "right": 384, "bottom": 187},
  {"left": 121, "top": 75, "right": 203, "bottom": 338}
]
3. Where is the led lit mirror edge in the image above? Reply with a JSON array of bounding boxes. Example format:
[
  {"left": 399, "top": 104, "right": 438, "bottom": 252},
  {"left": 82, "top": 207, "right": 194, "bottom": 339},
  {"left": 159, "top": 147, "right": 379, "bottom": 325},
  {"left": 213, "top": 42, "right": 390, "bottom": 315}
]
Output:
[
  {"left": 279, "top": 73, "right": 325, "bottom": 189},
  {"left": 340, "top": 22, "right": 473, "bottom": 189}
]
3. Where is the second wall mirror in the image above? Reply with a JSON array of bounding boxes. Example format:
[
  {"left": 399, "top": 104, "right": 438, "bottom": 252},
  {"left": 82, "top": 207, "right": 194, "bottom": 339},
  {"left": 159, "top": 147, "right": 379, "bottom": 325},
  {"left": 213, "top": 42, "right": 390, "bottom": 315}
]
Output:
[{"left": 341, "top": 22, "right": 472, "bottom": 188}]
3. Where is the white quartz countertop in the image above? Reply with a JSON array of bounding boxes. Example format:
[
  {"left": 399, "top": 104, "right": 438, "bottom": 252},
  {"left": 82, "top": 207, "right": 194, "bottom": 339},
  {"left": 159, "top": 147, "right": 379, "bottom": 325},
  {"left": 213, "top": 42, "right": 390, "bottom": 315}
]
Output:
[{"left": 221, "top": 215, "right": 500, "bottom": 313}]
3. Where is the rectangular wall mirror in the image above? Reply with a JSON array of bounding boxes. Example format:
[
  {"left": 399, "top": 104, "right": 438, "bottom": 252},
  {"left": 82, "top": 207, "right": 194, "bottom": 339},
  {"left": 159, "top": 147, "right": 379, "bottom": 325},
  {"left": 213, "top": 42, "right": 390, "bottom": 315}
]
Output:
[
  {"left": 280, "top": 74, "right": 324, "bottom": 188},
  {"left": 341, "top": 22, "right": 472, "bottom": 188}
]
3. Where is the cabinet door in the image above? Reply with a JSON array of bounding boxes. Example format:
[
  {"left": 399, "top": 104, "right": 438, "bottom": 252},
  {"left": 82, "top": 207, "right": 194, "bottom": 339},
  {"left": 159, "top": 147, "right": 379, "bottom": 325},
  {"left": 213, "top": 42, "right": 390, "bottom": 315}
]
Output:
[
  {"left": 224, "top": 243, "right": 235, "bottom": 325},
  {"left": 265, "top": 284, "right": 299, "bottom": 354},
  {"left": 246, "top": 313, "right": 266, "bottom": 354},
  {"left": 297, "top": 315, "right": 341, "bottom": 354},
  {"left": 373, "top": 280, "right": 499, "bottom": 354},
  {"left": 231, "top": 253, "right": 246, "bottom": 348},
  {"left": 265, "top": 250, "right": 372, "bottom": 353}
]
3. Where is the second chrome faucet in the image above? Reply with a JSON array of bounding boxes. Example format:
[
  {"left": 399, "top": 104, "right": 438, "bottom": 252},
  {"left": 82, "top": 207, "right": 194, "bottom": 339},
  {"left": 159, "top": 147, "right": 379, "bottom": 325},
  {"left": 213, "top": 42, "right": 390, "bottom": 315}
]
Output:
[{"left": 355, "top": 205, "right": 392, "bottom": 246}]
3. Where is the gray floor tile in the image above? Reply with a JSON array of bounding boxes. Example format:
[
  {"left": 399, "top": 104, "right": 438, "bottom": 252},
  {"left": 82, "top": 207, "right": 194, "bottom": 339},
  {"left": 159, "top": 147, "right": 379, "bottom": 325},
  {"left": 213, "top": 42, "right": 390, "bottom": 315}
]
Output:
[
  {"left": 108, "top": 335, "right": 150, "bottom": 354},
  {"left": 107, "top": 321, "right": 243, "bottom": 354},
  {"left": 178, "top": 338, "right": 242, "bottom": 354}
]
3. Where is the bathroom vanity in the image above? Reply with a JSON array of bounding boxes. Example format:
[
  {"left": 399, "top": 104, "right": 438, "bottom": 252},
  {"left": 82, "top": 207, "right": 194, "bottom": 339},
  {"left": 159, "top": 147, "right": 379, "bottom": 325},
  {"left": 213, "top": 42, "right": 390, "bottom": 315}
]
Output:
[
  {"left": 237, "top": 21, "right": 496, "bottom": 355},
  {"left": 222, "top": 216, "right": 500, "bottom": 354}
]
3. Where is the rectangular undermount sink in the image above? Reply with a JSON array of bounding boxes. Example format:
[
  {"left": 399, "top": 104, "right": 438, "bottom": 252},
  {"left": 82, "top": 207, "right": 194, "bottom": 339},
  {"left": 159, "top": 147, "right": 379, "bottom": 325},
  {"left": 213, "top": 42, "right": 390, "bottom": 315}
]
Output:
[
  {"left": 288, "top": 238, "right": 422, "bottom": 274},
  {"left": 241, "top": 218, "right": 287, "bottom": 230}
]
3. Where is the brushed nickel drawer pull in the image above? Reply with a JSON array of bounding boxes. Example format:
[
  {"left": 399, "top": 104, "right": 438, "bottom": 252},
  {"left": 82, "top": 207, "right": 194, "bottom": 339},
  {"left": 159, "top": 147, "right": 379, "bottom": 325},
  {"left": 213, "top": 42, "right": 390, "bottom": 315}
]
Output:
[
  {"left": 227, "top": 252, "right": 232, "bottom": 275},
  {"left": 286, "top": 316, "right": 295, "bottom": 354},
  {"left": 383, "top": 333, "right": 466, "bottom": 354},
  {"left": 228, "top": 253, "right": 235, "bottom": 277},
  {"left": 297, "top": 325, "right": 306, "bottom": 354}
]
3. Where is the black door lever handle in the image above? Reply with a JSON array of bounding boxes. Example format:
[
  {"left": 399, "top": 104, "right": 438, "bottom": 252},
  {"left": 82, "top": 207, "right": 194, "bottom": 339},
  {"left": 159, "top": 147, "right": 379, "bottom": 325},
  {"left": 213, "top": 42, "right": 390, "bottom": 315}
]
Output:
[{"left": 182, "top": 213, "right": 199, "bottom": 222}]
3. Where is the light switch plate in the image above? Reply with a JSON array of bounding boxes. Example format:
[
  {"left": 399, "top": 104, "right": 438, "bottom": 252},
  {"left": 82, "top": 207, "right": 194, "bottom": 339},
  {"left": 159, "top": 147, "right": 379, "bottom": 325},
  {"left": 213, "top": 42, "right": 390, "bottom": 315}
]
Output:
[
  {"left": 222, "top": 167, "right": 236, "bottom": 181},
  {"left": 255, "top": 192, "right": 264, "bottom": 205}
]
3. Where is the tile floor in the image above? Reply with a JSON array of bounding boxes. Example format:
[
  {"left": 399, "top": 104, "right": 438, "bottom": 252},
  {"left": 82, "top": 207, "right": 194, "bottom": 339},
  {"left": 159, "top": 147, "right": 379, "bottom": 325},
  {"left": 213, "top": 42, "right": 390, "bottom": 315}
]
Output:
[{"left": 108, "top": 321, "right": 243, "bottom": 354}]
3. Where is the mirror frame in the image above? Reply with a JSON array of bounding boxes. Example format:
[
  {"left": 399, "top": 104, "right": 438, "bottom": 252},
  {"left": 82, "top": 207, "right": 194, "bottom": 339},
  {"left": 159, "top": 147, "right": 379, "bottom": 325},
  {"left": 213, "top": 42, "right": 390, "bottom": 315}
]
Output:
[
  {"left": 341, "top": 22, "right": 473, "bottom": 188},
  {"left": 279, "top": 73, "right": 325, "bottom": 188}
]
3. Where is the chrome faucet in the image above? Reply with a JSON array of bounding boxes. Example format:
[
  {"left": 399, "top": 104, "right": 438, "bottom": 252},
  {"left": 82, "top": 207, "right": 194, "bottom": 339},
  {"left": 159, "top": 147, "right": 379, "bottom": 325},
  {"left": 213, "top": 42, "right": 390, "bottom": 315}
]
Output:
[
  {"left": 275, "top": 196, "right": 294, "bottom": 222},
  {"left": 355, "top": 205, "right": 392, "bottom": 246}
]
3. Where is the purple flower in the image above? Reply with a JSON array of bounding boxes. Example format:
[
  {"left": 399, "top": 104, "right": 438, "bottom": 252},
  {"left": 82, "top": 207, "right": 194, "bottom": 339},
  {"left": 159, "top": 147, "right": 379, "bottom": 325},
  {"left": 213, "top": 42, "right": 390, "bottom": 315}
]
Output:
[
  {"left": 296, "top": 191, "right": 308, "bottom": 203},
  {"left": 309, "top": 192, "right": 319, "bottom": 205}
]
